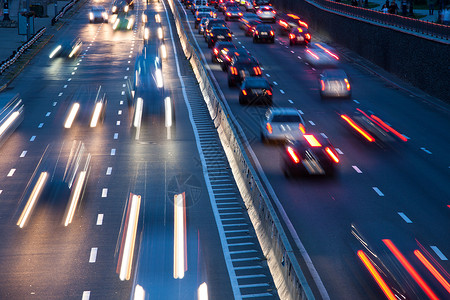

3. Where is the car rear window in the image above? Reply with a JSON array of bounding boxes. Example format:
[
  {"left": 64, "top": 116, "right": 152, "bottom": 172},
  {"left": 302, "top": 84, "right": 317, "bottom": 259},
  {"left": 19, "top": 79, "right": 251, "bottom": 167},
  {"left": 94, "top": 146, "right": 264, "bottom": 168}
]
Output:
[
  {"left": 272, "top": 114, "right": 301, "bottom": 123},
  {"left": 245, "top": 79, "right": 269, "bottom": 88},
  {"left": 213, "top": 29, "right": 230, "bottom": 35}
]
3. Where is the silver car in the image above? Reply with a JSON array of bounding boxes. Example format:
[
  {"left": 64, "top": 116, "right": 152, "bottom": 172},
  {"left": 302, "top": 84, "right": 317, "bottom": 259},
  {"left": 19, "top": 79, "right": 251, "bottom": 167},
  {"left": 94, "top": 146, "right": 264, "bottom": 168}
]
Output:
[
  {"left": 261, "top": 107, "right": 306, "bottom": 143},
  {"left": 256, "top": 5, "right": 276, "bottom": 23},
  {"left": 89, "top": 6, "right": 108, "bottom": 23},
  {"left": 304, "top": 43, "right": 340, "bottom": 68},
  {"left": 319, "top": 69, "right": 351, "bottom": 99}
]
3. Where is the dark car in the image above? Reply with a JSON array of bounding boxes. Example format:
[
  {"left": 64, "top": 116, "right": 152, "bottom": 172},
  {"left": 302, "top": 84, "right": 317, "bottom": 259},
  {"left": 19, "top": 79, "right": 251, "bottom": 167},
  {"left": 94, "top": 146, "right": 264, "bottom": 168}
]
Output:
[
  {"left": 204, "top": 18, "right": 227, "bottom": 38},
  {"left": 242, "top": 19, "right": 261, "bottom": 36},
  {"left": 252, "top": 0, "right": 271, "bottom": 9},
  {"left": 277, "top": 13, "right": 308, "bottom": 35},
  {"left": 281, "top": 134, "right": 339, "bottom": 177},
  {"left": 195, "top": 12, "right": 211, "bottom": 28},
  {"left": 227, "top": 55, "right": 262, "bottom": 86},
  {"left": 289, "top": 26, "right": 311, "bottom": 46},
  {"left": 49, "top": 37, "right": 82, "bottom": 59},
  {"left": 239, "top": 77, "right": 272, "bottom": 105},
  {"left": 225, "top": 6, "right": 243, "bottom": 21},
  {"left": 219, "top": 48, "right": 251, "bottom": 71},
  {"left": 206, "top": 27, "right": 232, "bottom": 48},
  {"left": 253, "top": 23, "right": 274, "bottom": 43},
  {"left": 212, "top": 41, "right": 237, "bottom": 63}
]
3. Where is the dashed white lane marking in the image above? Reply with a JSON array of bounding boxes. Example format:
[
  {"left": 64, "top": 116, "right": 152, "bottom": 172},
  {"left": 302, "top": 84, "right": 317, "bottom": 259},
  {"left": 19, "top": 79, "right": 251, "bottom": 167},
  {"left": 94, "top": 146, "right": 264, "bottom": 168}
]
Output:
[
  {"left": 288, "top": 99, "right": 293, "bottom": 104},
  {"left": 96, "top": 214, "right": 104, "bottom": 225},
  {"left": 320, "top": 133, "right": 328, "bottom": 139},
  {"left": 290, "top": 50, "right": 294, "bottom": 53},
  {"left": 121, "top": 91, "right": 125, "bottom": 95},
  {"left": 353, "top": 99, "right": 360, "bottom": 104},
  {"left": 53, "top": 102, "right": 57, "bottom": 106},
  {"left": 297, "top": 56, "right": 301, "bottom": 59},
  {"left": 335, "top": 148, "right": 343, "bottom": 154},
  {"left": 129, "top": 51, "right": 133, "bottom": 53},
  {"left": 128, "top": 61, "right": 131, "bottom": 63},
  {"left": 124, "top": 76, "right": 128, "bottom": 79},
  {"left": 298, "top": 109, "right": 304, "bottom": 114},
  {"left": 420, "top": 147, "right": 432, "bottom": 154},
  {"left": 114, "top": 133, "right": 118, "bottom": 139},
  {"left": 308, "top": 120, "right": 315, "bottom": 126},
  {"left": 89, "top": 248, "right": 98, "bottom": 263},
  {"left": 102, "top": 188, "right": 108, "bottom": 198},
  {"left": 129, "top": 55, "right": 132, "bottom": 58},
  {"left": 20, "top": 151, "right": 27, "bottom": 157},
  {"left": 38, "top": 123, "right": 44, "bottom": 128},
  {"left": 116, "top": 121, "right": 121, "bottom": 126},
  {"left": 430, "top": 246, "right": 448, "bottom": 260},
  {"left": 242, "top": 46, "right": 246, "bottom": 49},
  {"left": 266, "top": 74, "right": 270, "bottom": 77},
  {"left": 0, "top": 190, "right": 2, "bottom": 195},
  {"left": 82, "top": 291, "right": 90, "bottom": 300},
  {"left": 7, "top": 169, "right": 16, "bottom": 177},
  {"left": 45, "top": 112, "right": 51, "bottom": 117},
  {"left": 398, "top": 212, "right": 412, "bottom": 223},
  {"left": 58, "top": 92, "right": 63, "bottom": 96},
  {"left": 30, "top": 136, "right": 36, "bottom": 141},
  {"left": 120, "top": 101, "right": 124, "bottom": 105},
  {"left": 74, "top": 67, "right": 77, "bottom": 70},
  {"left": 71, "top": 72, "right": 75, "bottom": 75},
  {"left": 122, "top": 84, "right": 126, "bottom": 87},
  {"left": 67, "top": 78, "right": 71, "bottom": 81},
  {"left": 273, "top": 81, "right": 278, "bottom": 86},
  {"left": 311, "top": 68, "right": 316, "bottom": 71},
  {"left": 352, "top": 166, "right": 362, "bottom": 173},
  {"left": 118, "top": 110, "right": 122, "bottom": 115},
  {"left": 106, "top": 167, "right": 112, "bottom": 175},
  {"left": 372, "top": 187, "right": 384, "bottom": 196},
  {"left": 285, "top": 46, "right": 288, "bottom": 48},
  {"left": 111, "top": 149, "right": 116, "bottom": 156},
  {"left": 238, "top": 41, "right": 242, "bottom": 44},
  {"left": 280, "top": 90, "right": 285, "bottom": 94},
  {"left": 63, "top": 85, "right": 67, "bottom": 88}
]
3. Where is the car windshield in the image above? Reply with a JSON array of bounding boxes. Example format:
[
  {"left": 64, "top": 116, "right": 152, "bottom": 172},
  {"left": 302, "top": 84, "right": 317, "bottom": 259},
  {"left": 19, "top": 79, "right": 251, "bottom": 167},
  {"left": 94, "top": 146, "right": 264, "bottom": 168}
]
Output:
[
  {"left": 257, "top": 25, "right": 271, "bottom": 30},
  {"left": 272, "top": 114, "right": 302, "bottom": 123}
]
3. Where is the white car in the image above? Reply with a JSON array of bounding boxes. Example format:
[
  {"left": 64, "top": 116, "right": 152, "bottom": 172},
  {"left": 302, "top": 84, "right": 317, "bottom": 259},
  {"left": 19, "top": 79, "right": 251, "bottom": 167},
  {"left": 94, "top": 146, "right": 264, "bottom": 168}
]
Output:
[
  {"left": 256, "top": 5, "right": 276, "bottom": 22},
  {"left": 243, "top": 0, "right": 254, "bottom": 11},
  {"left": 89, "top": 6, "right": 108, "bottom": 23},
  {"left": 261, "top": 107, "right": 306, "bottom": 143},
  {"left": 304, "top": 43, "right": 340, "bottom": 68}
]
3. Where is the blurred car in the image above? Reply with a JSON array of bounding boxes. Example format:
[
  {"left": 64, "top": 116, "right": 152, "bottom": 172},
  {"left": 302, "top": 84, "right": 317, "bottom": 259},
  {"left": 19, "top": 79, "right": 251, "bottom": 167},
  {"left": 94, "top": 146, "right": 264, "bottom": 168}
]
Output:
[
  {"left": 112, "top": 12, "right": 134, "bottom": 30},
  {"left": 227, "top": 55, "right": 262, "bottom": 86},
  {"left": 288, "top": 26, "right": 311, "bottom": 46},
  {"left": 198, "top": 17, "right": 209, "bottom": 34},
  {"left": 195, "top": 12, "right": 211, "bottom": 28},
  {"left": 243, "top": 0, "right": 254, "bottom": 11},
  {"left": 256, "top": 5, "right": 276, "bottom": 22},
  {"left": 206, "top": 27, "right": 232, "bottom": 48},
  {"left": 212, "top": 41, "right": 237, "bottom": 63},
  {"left": 340, "top": 108, "right": 408, "bottom": 145},
  {"left": 319, "top": 69, "right": 351, "bottom": 99},
  {"left": 278, "top": 13, "right": 308, "bottom": 35},
  {"left": 209, "top": 0, "right": 218, "bottom": 7},
  {"left": 89, "top": 6, "right": 108, "bottom": 23},
  {"left": 204, "top": 18, "right": 227, "bottom": 38},
  {"left": 239, "top": 77, "right": 272, "bottom": 105},
  {"left": 185, "top": 0, "right": 194, "bottom": 8},
  {"left": 112, "top": 0, "right": 129, "bottom": 14},
  {"left": 191, "top": 0, "right": 208, "bottom": 13},
  {"left": 225, "top": 6, "right": 243, "bottom": 21},
  {"left": 0, "top": 93, "right": 24, "bottom": 148},
  {"left": 239, "top": 12, "right": 259, "bottom": 28},
  {"left": 253, "top": 23, "right": 274, "bottom": 43},
  {"left": 281, "top": 134, "right": 339, "bottom": 177},
  {"left": 260, "top": 107, "right": 305, "bottom": 143},
  {"left": 242, "top": 19, "right": 261, "bottom": 36},
  {"left": 195, "top": 6, "right": 217, "bottom": 18},
  {"left": 252, "top": 0, "right": 271, "bottom": 9},
  {"left": 304, "top": 43, "right": 340, "bottom": 67},
  {"left": 49, "top": 37, "right": 82, "bottom": 59},
  {"left": 222, "top": 1, "right": 239, "bottom": 13},
  {"left": 219, "top": 47, "right": 250, "bottom": 71}
]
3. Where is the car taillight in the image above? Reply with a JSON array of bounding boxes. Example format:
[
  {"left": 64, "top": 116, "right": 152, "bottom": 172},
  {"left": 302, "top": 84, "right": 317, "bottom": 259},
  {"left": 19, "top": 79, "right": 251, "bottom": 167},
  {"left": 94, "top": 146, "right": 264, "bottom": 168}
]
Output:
[
  {"left": 227, "top": 12, "right": 231, "bottom": 16},
  {"left": 320, "top": 80, "right": 325, "bottom": 91},
  {"left": 253, "top": 67, "right": 261, "bottom": 75},
  {"left": 303, "top": 134, "right": 322, "bottom": 147},
  {"left": 299, "top": 124, "right": 305, "bottom": 134},
  {"left": 272, "top": 10, "right": 276, "bottom": 13},
  {"left": 270, "top": 30, "right": 274, "bottom": 35},
  {"left": 197, "top": 17, "right": 201, "bottom": 21},
  {"left": 325, "top": 147, "right": 339, "bottom": 163},
  {"left": 266, "top": 122, "right": 273, "bottom": 134},
  {"left": 289, "top": 33, "right": 295, "bottom": 39},
  {"left": 279, "top": 20, "right": 288, "bottom": 28},
  {"left": 287, "top": 147, "right": 300, "bottom": 163},
  {"left": 213, "top": 48, "right": 219, "bottom": 55},
  {"left": 297, "top": 27, "right": 303, "bottom": 33},
  {"left": 228, "top": 33, "right": 232, "bottom": 37},
  {"left": 299, "top": 21, "right": 308, "bottom": 28},
  {"left": 257, "top": 10, "right": 261, "bottom": 14},
  {"left": 238, "top": 12, "right": 243, "bottom": 16},
  {"left": 305, "top": 33, "right": 311, "bottom": 40},
  {"left": 344, "top": 78, "right": 351, "bottom": 91},
  {"left": 266, "top": 90, "right": 272, "bottom": 95},
  {"left": 230, "top": 67, "right": 237, "bottom": 75},
  {"left": 225, "top": 55, "right": 231, "bottom": 61},
  {"left": 255, "top": 30, "right": 259, "bottom": 35},
  {"left": 242, "top": 90, "right": 247, "bottom": 95},
  {"left": 257, "top": 66, "right": 261, "bottom": 75}
]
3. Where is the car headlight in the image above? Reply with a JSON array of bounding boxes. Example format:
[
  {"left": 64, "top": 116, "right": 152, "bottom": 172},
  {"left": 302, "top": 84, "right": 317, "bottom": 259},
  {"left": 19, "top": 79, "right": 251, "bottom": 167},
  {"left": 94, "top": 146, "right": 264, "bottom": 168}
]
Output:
[
  {"left": 124, "top": 5, "right": 129, "bottom": 12},
  {"left": 144, "top": 27, "right": 150, "bottom": 40},
  {"left": 102, "top": 12, "right": 108, "bottom": 19},
  {"left": 89, "top": 12, "right": 94, "bottom": 20},
  {"left": 112, "top": 6, "right": 117, "bottom": 13}
]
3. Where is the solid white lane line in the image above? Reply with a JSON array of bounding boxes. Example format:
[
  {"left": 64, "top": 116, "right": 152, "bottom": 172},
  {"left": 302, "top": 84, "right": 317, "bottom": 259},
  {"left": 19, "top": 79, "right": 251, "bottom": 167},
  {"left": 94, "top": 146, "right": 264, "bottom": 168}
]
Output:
[
  {"left": 114, "top": 133, "right": 118, "bottom": 139},
  {"left": 116, "top": 121, "right": 120, "bottom": 126},
  {"left": 38, "top": 123, "right": 44, "bottom": 128},
  {"left": 20, "top": 151, "right": 27, "bottom": 157},
  {"left": 82, "top": 291, "right": 90, "bottom": 300},
  {"left": 106, "top": 167, "right": 112, "bottom": 175},
  {"left": 96, "top": 214, "right": 104, "bottom": 225},
  {"left": 280, "top": 90, "right": 285, "bottom": 94},
  {"left": 89, "top": 248, "right": 98, "bottom": 263},
  {"left": 320, "top": 133, "right": 328, "bottom": 139},
  {"left": 45, "top": 112, "right": 51, "bottom": 117},
  {"left": 7, "top": 169, "right": 16, "bottom": 177},
  {"left": 335, "top": 148, "right": 343, "bottom": 154},
  {"left": 352, "top": 166, "right": 362, "bottom": 173},
  {"left": 30, "top": 136, "right": 36, "bottom": 141},
  {"left": 111, "top": 149, "right": 116, "bottom": 155},
  {"left": 308, "top": 120, "right": 315, "bottom": 126},
  {"left": 420, "top": 147, "right": 432, "bottom": 154},
  {"left": 398, "top": 212, "right": 412, "bottom": 223},
  {"left": 430, "top": 246, "right": 448, "bottom": 260},
  {"left": 372, "top": 187, "right": 384, "bottom": 196},
  {"left": 102, "top": 188, "right": 108, "bottom": 198}
]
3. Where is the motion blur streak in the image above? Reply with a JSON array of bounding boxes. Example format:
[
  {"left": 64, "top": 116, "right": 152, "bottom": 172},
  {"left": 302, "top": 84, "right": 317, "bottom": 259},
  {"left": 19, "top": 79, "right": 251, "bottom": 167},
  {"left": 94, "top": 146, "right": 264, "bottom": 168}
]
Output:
[
  {"left": 155, "top": 69, "right": 163, "bottom": 88},
  {"left": 198, "top": 282, "right": 208, "bottom": 300},
  {"left": 325, "top": 147, "right": 339, "bottom": 163},
  {"left": 382, "top": 239, "right": 439, "bottom": 300},
  {"left": 64, "top": 170, "right": 87, "bottom": 226},
  {"left": 160, "top": 43, "right": 167, "bottom": 59},
  {"left": 287, "top": 147, "right": 300, "bottom": 163},
  {"left": 144, "top": 27, "right": 150, "bottom": 40},
  {"left": 341, "top": 114, "right": 375, "bottom": 142},
  {"left": 17, "top": 172, "right": 48, "bottom": 228},
  {"left": 165, "top": 97, "right": 172, "bottom": 128},
  {"left": 157, "top": 27, "right": 163, "bottom": 40},
  {"left": 315, "top": 44, "right": 339, "bottom": 60},
  {"left": 68, "top": 44, "right": 81, "bottom": 58},
  {"left": 64, "top": 103, "right": 80, "bottom": 128},
  {"left": 49, "top": 45, "right": 62, "bottom": 58},
  {"left": 90, "top": 102, "right": 103, "bottom": 127},
  {"left": 306, "top": 49, "right": 319, "bottom": 60},
  {"left": 119, "top": 194, "right": 141, "bottom": 281},
  {"left": 134, "top": 97, "right": 143, "bottom": 128},
  {"left": 370, "top": 115, "right": 408, "bottom": 142},
  {"left": 133, "top": 284, "right": 145, "bottom": 300},
  {"left": 357, "top": 250, "right": 396, "bottom": 300},
  {"left": 415, "top": 250, "right": 450, "bottom": 294},
  {"left": 0, "top": 111, "right": 20, "bottom": 137},
  {"left": 155, "top": 13, "right": 161, "bottom": 23},
  {"left": 174, "top": 192, "right": 187, "bottom": 279}
]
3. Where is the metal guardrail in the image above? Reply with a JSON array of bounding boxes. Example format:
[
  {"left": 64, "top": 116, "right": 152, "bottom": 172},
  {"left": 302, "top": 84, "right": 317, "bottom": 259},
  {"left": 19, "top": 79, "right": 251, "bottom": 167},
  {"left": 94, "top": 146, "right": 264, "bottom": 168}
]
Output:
[
  {"left": 307, "top": 0, "right": 450, "bottom": 40},
  {"left": 167, "top": 0, "right": 315, "bottom": 299},
  {"left": 51, "top": 0, "right": 78, "bottom": 25},
  {"left": 0, "top": 26, "right": 46, "bottom": 75}
]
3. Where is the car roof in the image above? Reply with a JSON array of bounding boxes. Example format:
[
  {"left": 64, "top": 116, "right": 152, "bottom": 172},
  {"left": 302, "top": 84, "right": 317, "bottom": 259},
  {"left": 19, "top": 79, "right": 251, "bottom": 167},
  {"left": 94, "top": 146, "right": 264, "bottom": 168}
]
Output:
[
  {"left": 243, "top": 77, "right": 269, "bottom": 86},
  {"left": 269, "top": 107, "right": 301, "bottom": 116},
  {"left": 321, "top": 69, "right": 347, "bottom": 78},
  {"left": 256, "top": 24, "right": 272, "bottom": 28}
]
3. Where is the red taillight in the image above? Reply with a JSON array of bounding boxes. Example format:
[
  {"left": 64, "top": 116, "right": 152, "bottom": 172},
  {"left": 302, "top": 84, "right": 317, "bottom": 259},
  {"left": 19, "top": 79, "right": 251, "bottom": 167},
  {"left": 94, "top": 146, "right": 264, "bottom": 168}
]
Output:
[
  {"left": 287, "top": 147, "right": 300, "bottom": 163},
  {"left": 197, "top": 17, "right": 201, "bottom": 21},
  {"left": 257, "top": 10, "right": 261, "bottom": 14},
  {"left": 242, "top": 89, "right": 247, "bottom": 95},
  {"left": 415, "top": 250, "right": 450, "bottom": 294},
  {"left": 303, "top": 134, "right": 322, "bottom": 147},
  {"left": 272, "top": 10, "right": 276, "bottom": 14},
  {"left": 238, "top": 12, "right": 243, "bottom": 16},
  {"left": 252, "top": 66, "right": 261, "bottom": 75},
  {"left": 279, "top": 20, "right": 288, "bottom": 28},
  {"left": 344, "top": 78, "right": 351, "bottom": 91},
  {"left": 297, "top": 27, "right": 303, "bottom": 33},
  {"left": 266, "top": 90, "right": 272, "bottom": 95},
  {"left": 299, "top": 124, "right": 305, "bottom": 134},
  {"left": 230, "top": 67, "right": 237, "bottom": 75},
  {"left": 255, "top": 30, "right": 259, "bottom": 35},
  {"left": 299, "top": 21, "right": 308, "bottom": 28},
  {"left": 270, "top": 30, "right": 274, "bottom": 35},
  {"left": 341, "top": 114, "right": 375, "bottom": 142},
  {"left": 225, "top": 55, "right": 231, "bottom": 61},
  {"left": 228, "top": 33, "right": 232, "bottom": 37},
  {"left": 227, "top": 12, "right": 231, "bottom": 16},
  {"left": 266, "top": 122, "right": 272, "bottom": 134},
  {"left": 213, "top": 48, "right": 219, "bottom": 55},
  {"left": 320, "top": 80, "right": 325, "bottom": 91},
  {"left": 289, "top": 33, "right": 295, "bottom": 39},
  {"left": 305, "top": 33, "right": 311, "bottom": 40},
  {"left": 325, "top": 147, "right": 339, "bottom": 163}
]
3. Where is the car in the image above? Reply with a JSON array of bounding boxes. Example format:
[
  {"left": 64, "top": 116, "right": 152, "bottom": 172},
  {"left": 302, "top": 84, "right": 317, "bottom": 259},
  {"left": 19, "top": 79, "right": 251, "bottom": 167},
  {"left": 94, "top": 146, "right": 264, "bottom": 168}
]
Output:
[
  {"left": 241, "top": 19, "right": 261, "bottom": 36},
  {"left": 303, "top": 43, "right": 340, "bottom": 67},
  {"left": 239, "top": 12, "right": 259, "bottom": 28},
  {"left": 195, "top": 12, "right": 211, "bottom": 28},
  {"left": 212, "top": 41, "right": 237, "bottom": 63},
  {"left": 49, "top": 37, "right": 82, "bottom": 59},
  {"left": 204, "top": 18, "right": 227, "bottom": 38},
  {"left": 195, "top": 6, "right": 217, "bottom": 18},
  {"left": 260, "top": 107, "right": 306, "bottom": 144},
  {"left": 89, "top": 6, "right": 108, "bottom": 23},
  {"left": 219, "top": 47, "right": 250, "bottom": 71},
  {"left": 198, "top": 17, "right": 209, "bottom": 34},
  {"left": 191, "top": 0, "right": 208, "bottom": 13},
  {"left": 277, "top": 13, "right": 308, "bottom": 35},
  {"left": 252, "top": 0, "right": 271, "bottom": 9},
  {"left": 0, "top": 93, "right": 24, "bottom": 148},
  {"left": 281, "top": 133, "right": 339, "bottom": 177},
  {"left": 112, "top": 0, "right": 129, "bottom": 14},
  {"left": 206, "top": 27, "right": 232, "bottom": 48},
  {"left": 227, "top": 55, "right": 261, "bottom": 86},
  {"left": 239, "top": 77, "right": 272, "bottom": 105},
  {"left": 253, "top": 23, "right": 274, "bottom": 43},
  {"left": 256, "top": 5, "right": 276, "bottom": 22},
  {"left": 185, "top": 0, "right": 194, "bottom": 8},
  {"left": 318, "top": 69, "right": 351, "bottom": 99},
  {"left": 221, "top": 1, "right": 239, "bottom": 13},
  {"left": 225, "top": 6, "right": 243, "bottom": 21},
  {"left": 209, "top": 0, "right": 218, "bottom": 7},
  {"left": 288, "top": 26, "right": 311, "bottom": 45},
  {"left": 112, "top": 12, "right": 134, "bottom": 30},
  {"left": 243, "top": 0, "right": 254, "bottom": 11}
]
